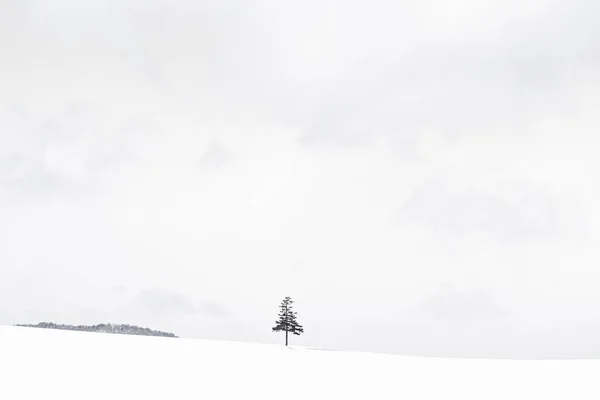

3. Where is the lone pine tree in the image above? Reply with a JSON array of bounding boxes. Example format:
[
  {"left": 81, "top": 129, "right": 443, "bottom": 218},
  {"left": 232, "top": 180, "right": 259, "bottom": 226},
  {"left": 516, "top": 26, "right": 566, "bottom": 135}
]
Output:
[{"left": 272, "top": 296, "right": 304, "bottom": 346}]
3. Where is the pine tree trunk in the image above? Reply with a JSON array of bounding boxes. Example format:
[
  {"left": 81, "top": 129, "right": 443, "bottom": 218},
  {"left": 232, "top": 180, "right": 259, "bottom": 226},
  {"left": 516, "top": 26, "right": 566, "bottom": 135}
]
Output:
[{"left": 285, "top": 329, "right": 289, "bottom": 346}]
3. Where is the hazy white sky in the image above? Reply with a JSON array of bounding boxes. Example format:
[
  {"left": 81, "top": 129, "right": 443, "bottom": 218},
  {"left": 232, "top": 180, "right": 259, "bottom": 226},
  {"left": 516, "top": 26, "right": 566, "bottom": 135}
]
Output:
[{"left": 2, "top": 0, "right": 600, "bottom": 358}]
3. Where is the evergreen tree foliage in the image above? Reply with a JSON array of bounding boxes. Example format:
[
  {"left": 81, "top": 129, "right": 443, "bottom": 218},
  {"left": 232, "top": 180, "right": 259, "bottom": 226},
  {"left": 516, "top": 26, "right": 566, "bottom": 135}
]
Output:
[
  {"left": 16, "top": 322, "right": 177, "bottom": 338},
  {"left": 272, "top": 296, "right": 304, "bottom": 346}
]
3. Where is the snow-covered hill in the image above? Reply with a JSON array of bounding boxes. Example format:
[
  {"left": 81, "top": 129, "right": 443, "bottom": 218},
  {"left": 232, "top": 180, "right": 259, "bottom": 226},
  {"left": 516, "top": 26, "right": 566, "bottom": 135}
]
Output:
[{"left": 1, "top": 325, "right": 598, "bottom": 399}]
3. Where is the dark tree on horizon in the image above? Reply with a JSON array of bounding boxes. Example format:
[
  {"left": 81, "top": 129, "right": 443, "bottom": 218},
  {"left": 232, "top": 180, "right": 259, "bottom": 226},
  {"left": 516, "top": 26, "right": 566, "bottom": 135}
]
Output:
[{"left": 272, "top": 296, "right": 304, "bottom": 346}]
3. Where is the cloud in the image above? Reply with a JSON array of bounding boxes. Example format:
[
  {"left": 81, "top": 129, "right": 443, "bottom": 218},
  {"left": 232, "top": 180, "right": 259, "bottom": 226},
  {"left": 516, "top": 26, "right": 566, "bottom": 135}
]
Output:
[
  {"left": 282, "top": 0, "right": 600, "bottom": 161},
  {"left": 198, "top": 142, "right": 234, "bottom": 173},
  {"left": 133, "top": 289, "right": 197, "bottom": 318},
  {"left": 197, "top": 301, "right": 230, "bottom": 319},
  {"left": 0, "top": 309, "right": 15, "bottom": 325},
  {"left": 415, "top": 284, "right": 508, "bottom": 321},
  {"left": 132, "top": 289, "right": 231, "bottom": 320},
  {"left": 0, "top": 155, "right": 85, "bottom": 197},
  {"left": 0, "top": 102, "right": 161, "bottom": 197},
  {"left": 396, "top": 177, "right": 587, "bottom": 242}
]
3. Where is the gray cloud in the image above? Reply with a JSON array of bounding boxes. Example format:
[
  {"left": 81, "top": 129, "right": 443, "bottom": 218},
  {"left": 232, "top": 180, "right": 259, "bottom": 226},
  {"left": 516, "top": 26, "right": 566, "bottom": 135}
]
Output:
[
  {"left": 293, "top": 48, "right": 578, "bottom": 158},
  {"left": 416, "top": 284, "right": 508, "bottom": 321},
  {"left": 133, "top": 289, "right": 197, "bottom": 318},
  {"left": 197, "top": 301, "right": 230, "bottom": 319},
  {"left": 0, "top": 102, "right": 161, "bottom": 197},
  {"left": 198, "top": 142, "right": 234, "bottom": 173},
  {"left": 281, "top": 0, "right": 600, "bottom": 160},
  {"left": 133, "top": 289, "right": 231, "bottom": 320},
  {"left": 0, "top": 309, "right": 14, "bottom": 325},
  {"left": 397, "top": 177, "right": 587, "bottom": 242},
  {"left": 0, "top": 155, "right": 85, "bottom": 197}
]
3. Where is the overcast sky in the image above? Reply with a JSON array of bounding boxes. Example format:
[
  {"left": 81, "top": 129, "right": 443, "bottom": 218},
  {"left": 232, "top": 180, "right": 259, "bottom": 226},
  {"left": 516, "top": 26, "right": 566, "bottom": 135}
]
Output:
[{"left": 1, "top": 0, "right": 600, "bottom": 358}]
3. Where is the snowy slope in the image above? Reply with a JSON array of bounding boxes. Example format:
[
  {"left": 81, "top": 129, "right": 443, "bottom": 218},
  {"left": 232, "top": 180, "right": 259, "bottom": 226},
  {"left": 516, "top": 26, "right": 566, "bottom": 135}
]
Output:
[{"left": 1, "top": 325, "right": 599, "bottom": 399}]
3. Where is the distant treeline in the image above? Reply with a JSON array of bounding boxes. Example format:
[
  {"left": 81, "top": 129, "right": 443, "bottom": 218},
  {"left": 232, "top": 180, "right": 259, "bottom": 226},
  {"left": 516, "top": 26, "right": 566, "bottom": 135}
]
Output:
[{"left": 16, "top": 322, "right": 178, "bottom": 338}]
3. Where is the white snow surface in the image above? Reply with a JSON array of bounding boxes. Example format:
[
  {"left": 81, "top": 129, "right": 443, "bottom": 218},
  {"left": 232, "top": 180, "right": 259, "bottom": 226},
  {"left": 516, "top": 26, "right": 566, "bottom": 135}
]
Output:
[{"left": 1, "top": 325, "right": 599, "bottom": 399}]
